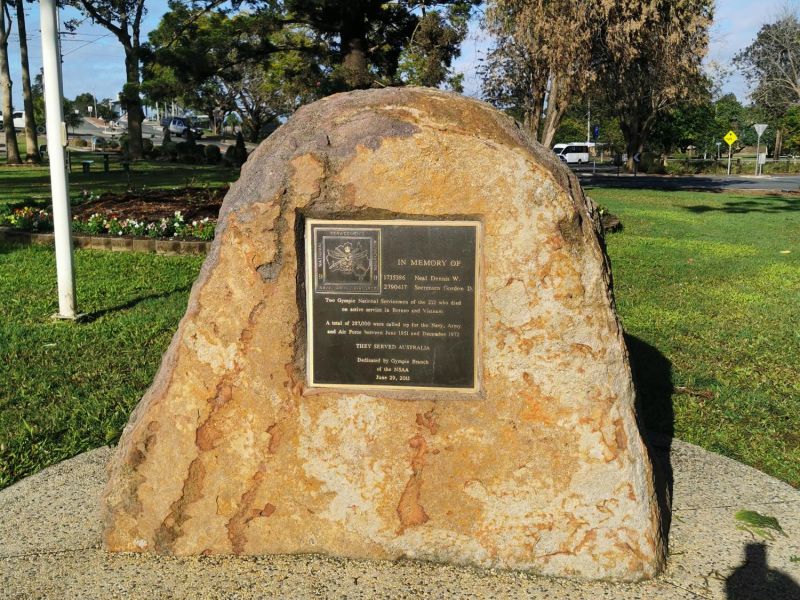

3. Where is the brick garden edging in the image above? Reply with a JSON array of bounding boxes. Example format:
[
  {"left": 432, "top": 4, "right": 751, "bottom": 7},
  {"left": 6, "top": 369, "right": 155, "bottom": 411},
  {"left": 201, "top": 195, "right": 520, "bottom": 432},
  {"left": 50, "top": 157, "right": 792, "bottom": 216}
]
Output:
[{"left": 0, "top": 227, "right": 211, "bottom": 255}]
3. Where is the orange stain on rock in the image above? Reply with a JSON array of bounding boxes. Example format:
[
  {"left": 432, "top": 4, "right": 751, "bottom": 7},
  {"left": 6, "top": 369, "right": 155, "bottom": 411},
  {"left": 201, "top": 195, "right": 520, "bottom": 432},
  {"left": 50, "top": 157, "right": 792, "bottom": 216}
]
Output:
[{"left": 397, "top": 434, "right": 430, "bottom": 531}]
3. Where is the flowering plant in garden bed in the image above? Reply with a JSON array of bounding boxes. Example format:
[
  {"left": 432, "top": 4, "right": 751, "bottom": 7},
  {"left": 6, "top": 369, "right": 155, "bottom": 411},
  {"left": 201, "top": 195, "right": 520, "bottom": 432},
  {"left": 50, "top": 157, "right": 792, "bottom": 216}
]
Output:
[
  {"left": 2, "top": 207, "right": 53, "bottom": 231},
  {"left": 2, "top": 207, "right": 216, "bottom": 241}
]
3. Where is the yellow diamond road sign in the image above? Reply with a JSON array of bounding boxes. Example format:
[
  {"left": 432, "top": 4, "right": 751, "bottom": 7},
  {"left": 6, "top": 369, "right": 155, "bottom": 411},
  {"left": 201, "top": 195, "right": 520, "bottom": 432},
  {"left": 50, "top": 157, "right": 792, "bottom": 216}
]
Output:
[{"left": 724, "top": 130, "right": 738, "bottom": 146}]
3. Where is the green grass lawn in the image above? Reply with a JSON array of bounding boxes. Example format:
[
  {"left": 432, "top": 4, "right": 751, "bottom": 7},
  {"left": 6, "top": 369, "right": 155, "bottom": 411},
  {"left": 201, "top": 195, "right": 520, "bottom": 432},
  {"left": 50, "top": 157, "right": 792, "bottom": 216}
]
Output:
[
  {"left": 0, "top": 159, "right": 238, "bottom": 206},
  {"left": 0, "top": 188, "right": 798, "bottom": 489},
  {"left": 589, "top": 188, "right": 799, "bottom": 486},
  {"left": 0, "top": 246, "right": 203, "bottom": 487}
]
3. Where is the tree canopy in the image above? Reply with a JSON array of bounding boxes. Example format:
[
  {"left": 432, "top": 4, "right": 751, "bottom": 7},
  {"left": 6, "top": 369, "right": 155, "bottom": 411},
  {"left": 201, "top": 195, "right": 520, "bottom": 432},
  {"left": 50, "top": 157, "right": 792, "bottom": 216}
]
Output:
[{"left": 735, "top": 10, "right": 800, "bottom": 115}]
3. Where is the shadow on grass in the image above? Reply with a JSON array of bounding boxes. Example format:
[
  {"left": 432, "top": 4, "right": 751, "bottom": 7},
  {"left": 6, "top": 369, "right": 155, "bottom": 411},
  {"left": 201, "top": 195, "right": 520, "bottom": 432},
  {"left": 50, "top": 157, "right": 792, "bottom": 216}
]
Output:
[
  {"left": 0, "top": 241, "right": 25, "bottom": 255},
  {"left": 625, "top": 333, "right": 675, "bottom": 554},
  {"left": 83, "top": 284, "right": 192, "bottom": 322},
  {"left": 684, "top": 195, "right": 800, "bottom": 214}
]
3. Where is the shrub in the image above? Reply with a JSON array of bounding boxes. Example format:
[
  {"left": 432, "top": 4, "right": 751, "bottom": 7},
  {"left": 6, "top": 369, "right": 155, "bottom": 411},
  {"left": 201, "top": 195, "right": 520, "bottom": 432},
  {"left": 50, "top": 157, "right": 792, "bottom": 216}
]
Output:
[
  {"left": 233, "top": 131, "right": 248, "bottom": 166},
  {"left": 177, "top": 153, "right": 199, "bottom": 164},
  {"left": 72, "top": 138, "right": 89, "bottom": 148},
  {"left": 141, "top": 138, "right": 154, "bottom": 156},
  {"left": 108, "top": 140, "right": 120, "bottom": 150},
  {"left": 204, "top": 144, "right": 222, "bottom": 164},
  {"left": 161, "top": 141, "right": 178, "bottom": 160},
  {"left": 119, "top": 133, "right": 129, "bottom": 152},
  {"left": 640, "top": 152, "right": 665, "bottom": 174}
]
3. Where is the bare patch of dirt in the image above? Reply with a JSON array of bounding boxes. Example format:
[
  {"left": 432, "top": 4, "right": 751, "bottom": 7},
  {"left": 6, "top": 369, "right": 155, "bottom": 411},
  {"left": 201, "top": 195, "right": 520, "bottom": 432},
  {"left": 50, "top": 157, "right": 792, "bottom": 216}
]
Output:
[{"left": 72, "top": 187, "right": 227, "bottom": 221}]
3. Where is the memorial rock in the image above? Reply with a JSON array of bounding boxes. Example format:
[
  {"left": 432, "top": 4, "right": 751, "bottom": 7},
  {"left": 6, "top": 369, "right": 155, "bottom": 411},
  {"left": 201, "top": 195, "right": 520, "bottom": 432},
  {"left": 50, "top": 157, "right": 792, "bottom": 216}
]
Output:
[{"left": 104, "top": 87, "right": 664, "bottom": 580}]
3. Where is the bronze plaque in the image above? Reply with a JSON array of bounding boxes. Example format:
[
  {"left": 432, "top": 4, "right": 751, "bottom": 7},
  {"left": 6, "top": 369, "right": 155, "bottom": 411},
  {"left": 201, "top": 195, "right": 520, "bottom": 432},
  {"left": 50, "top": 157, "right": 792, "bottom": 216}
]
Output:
[{"left": 305, "top": 219, "right": 480, "bottom": 392}]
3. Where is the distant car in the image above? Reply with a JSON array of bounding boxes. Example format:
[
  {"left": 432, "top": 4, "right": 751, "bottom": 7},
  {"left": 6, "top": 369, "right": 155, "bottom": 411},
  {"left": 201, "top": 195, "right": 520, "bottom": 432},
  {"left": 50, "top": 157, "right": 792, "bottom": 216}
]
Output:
[
  {"left": 0, "top": 111, "right": 46, "bottom": 133},
  {"left": 160, "top": 116, "right": 203, "bottom": 138},
  {"left": 0, "top": 111, "right": 25, "bottom": 131}
]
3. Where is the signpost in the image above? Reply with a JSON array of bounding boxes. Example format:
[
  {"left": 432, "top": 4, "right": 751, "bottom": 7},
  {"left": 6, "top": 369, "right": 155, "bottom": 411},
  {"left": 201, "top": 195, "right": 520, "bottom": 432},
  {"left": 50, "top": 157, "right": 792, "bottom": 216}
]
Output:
[
  {"left": 724, "top": 130, "right": 737, "bottom": 175},
  {"left": 754, "top": 123, "right": 767, "bottom": 176}
]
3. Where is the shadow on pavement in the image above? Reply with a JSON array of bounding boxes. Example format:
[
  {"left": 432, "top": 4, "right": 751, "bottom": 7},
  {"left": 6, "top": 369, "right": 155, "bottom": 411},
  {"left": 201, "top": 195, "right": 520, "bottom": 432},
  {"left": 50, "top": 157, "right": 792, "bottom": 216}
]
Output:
[
  {"left": 625, "top": 334, "right": 675, "bottom": 554},
  {"left": 725, "top": 543, "right": 800, "bottom": 599}
]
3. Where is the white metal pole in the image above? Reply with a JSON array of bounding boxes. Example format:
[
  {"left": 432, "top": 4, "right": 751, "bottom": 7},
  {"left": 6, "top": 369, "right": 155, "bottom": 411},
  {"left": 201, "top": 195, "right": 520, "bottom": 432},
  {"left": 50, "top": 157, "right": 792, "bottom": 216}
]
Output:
[
  {"left": 754, "top": 136, "right": 760, "bottom": 176},
  {"left": 727, "top": 143, "right": 732, "bottom": 176},
  {"left": 40, "top": 0, "right": 77, "bottom": 319}
]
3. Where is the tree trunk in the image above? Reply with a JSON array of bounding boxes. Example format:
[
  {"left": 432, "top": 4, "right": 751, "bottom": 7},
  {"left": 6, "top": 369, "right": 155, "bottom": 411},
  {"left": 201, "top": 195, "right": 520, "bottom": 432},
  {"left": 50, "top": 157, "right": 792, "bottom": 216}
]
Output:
[
  {"left": 123, "top": 48, "right": 144, "bottom": 159},
  {"left": 14, "top": 0, "right": 39, "bottom": 163},
  {"left": 539, "top": 75, "right": 569, "bottom": 148},
  {"left": 0, "top": 0, "right": 21, "bottom": 164},
  {"left": 773, "top": 127, "right": 782, "bottom": 160},
  {"left": 340, "top": 20, "right": 370, "bottom": 89},
  {"left": 523, "top": 93, "right": 544, "bottom": 143},
  {"left": 620, "top": 120, "right": 644, "bottom": 172}
]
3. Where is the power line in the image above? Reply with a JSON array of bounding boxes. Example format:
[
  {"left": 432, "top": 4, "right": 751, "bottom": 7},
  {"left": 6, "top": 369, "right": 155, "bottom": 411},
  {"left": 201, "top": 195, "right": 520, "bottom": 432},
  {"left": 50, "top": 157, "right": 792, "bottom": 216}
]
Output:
[{"left": 61, "top": 33, "right": 112, "bottom": 56}]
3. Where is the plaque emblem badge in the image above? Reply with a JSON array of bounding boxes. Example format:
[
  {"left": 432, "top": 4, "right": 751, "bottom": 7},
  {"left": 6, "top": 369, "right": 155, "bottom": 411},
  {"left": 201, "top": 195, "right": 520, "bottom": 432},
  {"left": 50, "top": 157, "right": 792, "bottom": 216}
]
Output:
[
  {"left": 326, "top": 241, "right": 371, "bottom": 279},
  {"left": 313, "top": 226, "right": 381, "bottom": 294}
]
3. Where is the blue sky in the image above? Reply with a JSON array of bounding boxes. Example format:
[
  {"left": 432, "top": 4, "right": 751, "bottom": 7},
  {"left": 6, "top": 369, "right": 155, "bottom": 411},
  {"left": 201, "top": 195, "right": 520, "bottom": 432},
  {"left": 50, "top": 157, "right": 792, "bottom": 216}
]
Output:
[{"left": 5, "top": 0, "right": 798, "bottom": 107}]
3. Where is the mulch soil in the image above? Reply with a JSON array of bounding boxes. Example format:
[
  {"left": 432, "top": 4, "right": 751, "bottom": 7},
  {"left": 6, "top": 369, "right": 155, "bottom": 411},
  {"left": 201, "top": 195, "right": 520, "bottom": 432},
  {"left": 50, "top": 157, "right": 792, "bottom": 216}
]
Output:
[{"left": 71, "top": 186, "right": 227, "bottom": 221}]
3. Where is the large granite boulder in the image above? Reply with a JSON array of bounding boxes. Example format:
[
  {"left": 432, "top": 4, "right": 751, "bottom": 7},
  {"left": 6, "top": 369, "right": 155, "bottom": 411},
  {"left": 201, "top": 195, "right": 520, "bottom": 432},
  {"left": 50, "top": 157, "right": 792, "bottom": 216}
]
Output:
[{"left": 104, "top": 87, "right": 664, "bottom": 581}]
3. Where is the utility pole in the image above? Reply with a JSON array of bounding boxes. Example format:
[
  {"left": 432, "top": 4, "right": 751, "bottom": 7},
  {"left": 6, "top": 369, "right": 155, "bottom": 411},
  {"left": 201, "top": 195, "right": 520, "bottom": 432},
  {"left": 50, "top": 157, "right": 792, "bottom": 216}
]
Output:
[
  {"left": 40, "top": 0, "right": 78, "bottom": 320},
  {"left": 586, "top": 98, "right": 591, "bottom": 143}
]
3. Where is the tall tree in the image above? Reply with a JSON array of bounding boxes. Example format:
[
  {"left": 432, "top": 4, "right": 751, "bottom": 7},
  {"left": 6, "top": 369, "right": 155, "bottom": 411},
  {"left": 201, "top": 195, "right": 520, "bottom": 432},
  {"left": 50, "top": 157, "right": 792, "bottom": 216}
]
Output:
[
  {"left": 144, "top": 5, "right": 321, "bottom": 141},
  {"left": 734, "top": 9, "right": 800, "bottom": 158},
  {"left": 480, "top": 0, "right": 602, "bottom": 147},
  {"left": 283, "top": 0, "right": 478, "bottom": 90},
  {"left": 0, "top": 0, "right": 21, "bottom": 163},
  {"left": 69, "top": 0, "right": 147, "bottom": 158},
  {"left": 599, "top": 0, "right": 713, "bottom": 169},
  {"left": 14, "top": 0, "right": 39, "bottom": 162},
  {"left": 143, "top": 3, "right": 243, "bottom": 134},
  {"left": 397, "top": 2, "right": 472, "bottom": 89}
]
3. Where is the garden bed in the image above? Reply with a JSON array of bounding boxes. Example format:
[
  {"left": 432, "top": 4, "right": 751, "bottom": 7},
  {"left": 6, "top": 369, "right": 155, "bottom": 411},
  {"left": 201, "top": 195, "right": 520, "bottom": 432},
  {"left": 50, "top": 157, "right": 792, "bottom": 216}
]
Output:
[
  {"left": 1, "top": 186, "right": 227, "bottom": 243},
  {"left": 72, "top": 186, "right": 226, "bottom": 221},
  {"left": 0, "top": 227, "right": 211, "bottom": 255}
]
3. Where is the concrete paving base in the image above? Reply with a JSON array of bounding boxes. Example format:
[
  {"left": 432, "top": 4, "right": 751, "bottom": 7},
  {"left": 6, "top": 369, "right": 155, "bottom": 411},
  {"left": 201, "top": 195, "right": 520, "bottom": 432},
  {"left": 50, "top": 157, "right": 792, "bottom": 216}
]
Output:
[{"left": 1, "top": 437, "right": 798, "bottom": 599}]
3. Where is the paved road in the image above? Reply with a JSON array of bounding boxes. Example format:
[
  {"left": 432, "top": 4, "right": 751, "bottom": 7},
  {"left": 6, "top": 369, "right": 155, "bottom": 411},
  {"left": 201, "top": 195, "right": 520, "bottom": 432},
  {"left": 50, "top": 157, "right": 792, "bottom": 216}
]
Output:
[{"left": 571, "top": 165, "right": 800, "bottom": 192}]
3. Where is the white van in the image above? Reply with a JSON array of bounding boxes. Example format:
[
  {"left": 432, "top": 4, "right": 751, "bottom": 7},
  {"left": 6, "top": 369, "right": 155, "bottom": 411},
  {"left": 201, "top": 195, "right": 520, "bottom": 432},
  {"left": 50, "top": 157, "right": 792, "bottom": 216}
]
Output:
[
  {"left": 552, "top": 143, "right": 567, "bottom": 155},
  {"left": 0, "top": 111, "right": 25, "bottom": 131},
  {"left": 557, "top": 144, "right": 590, "bottom": 164}
]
